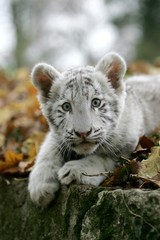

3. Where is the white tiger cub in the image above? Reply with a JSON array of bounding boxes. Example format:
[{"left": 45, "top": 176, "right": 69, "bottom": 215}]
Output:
[{"left": 28, "top": 52, "right": 160, "bottom": 206}]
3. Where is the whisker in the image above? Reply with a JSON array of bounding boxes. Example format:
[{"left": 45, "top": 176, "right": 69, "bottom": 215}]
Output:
[{"left": 99, "top": 137, "right": 121, "bottom": 157}]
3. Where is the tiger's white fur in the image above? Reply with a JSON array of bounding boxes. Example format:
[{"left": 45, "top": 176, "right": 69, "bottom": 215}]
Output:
[{"left": 28, "top": 52, "right": 160, "bottom": 206}]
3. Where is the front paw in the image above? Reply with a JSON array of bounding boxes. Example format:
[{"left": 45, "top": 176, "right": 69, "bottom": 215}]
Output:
[
  {"left": 58, "top": 161, "right": 105, "bottom": 186},
  {"left": 58, "top": 162, "right": 82, "bottom": 185},
  {"left": 28, "top": 175, "right": 59, "bottom": 207}
]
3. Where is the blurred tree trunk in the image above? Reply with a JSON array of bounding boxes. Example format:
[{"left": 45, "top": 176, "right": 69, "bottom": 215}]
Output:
[
  {"left": 11, "top": 0, "right": 30, "bottom": 67},
  {"left": 136, "top": 0, "right": 160, "bottom": 61},
  {"left": 107, "top": 0, "right": 160, "bottom": 61}
]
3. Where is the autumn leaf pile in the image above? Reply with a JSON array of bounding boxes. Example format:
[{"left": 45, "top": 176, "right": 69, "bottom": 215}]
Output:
[
  {"left": 0, "top": 63, "right": 160, "bottom": 190},
  {"left": 0, "top": 69, "right": 48, "bottom": 175}
]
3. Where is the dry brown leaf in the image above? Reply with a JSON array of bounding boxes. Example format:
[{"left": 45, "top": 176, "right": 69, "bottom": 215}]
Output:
[
  {"left": 136, "top": 147, "right": 160, "bottom": 187},
  {"left": 138, "top": 147, "right": 160, "bottom": 178},
  {"left": 139, "top": 136, "right": 155, "bottom": 149},
  {"left": 0, "top": 70, "right": 48, "bottom": 175},
  {"left": 102, "top": 165, "right": 128, "bottom": 187},
  {"left": 128, "top": 159, "right": 141, "bottom": 174},
  {"left": 0, "top": 150, "right": 23, "bottom": 172},
  {"left": 18, "top": 160, "right": 35, "bottom": 173}
]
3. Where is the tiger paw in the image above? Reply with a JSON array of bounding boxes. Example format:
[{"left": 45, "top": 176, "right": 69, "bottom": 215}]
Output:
[{"left": 58, "top": 161, "right": 105, "bottom": 186}]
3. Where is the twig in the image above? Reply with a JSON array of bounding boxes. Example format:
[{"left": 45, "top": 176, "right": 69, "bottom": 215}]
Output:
[
  {"left": 120, "top": 189, "right": 160, "bottom": 234},
  {"left": 82, "top": 171, "right": 112, "bottom": 177},
  {"left": 120, "top": 156, "right": 130, "bottom": 162},
  {"left": 14, "top": 177, "right": 28, "bottom": 182}
]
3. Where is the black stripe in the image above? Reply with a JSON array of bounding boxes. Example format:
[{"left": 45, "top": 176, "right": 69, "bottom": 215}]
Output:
[
  {"left": 57, "top": 109, "right": 64, "bottom": 114},
  {"left": 99, "top": 103, "right": 106, "bottom": 110},
  {"left": 101, "top": 114, "right": 114, "bottom": 123},
  {"left": 48, "top": 117, "right": 59, "bottom": 128},
  {"left": 94, "top": 128, "right": 100, "bottom": 133},
  {"left": 58, "top": 118, "right": 65, "bottom": 127}
]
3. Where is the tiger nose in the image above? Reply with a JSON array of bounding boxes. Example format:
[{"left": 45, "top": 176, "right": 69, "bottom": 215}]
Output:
[{"left": 74, "top": 128, "right": 92, "bottom": 138}]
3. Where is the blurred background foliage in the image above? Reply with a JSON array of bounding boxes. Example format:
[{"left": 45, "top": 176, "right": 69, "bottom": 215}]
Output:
[
  {"left": 0, "top": 0, "right": 160, "bottom": 70},
  {"left": 0, "top": 0, "right": 160, "bottom": 176}
]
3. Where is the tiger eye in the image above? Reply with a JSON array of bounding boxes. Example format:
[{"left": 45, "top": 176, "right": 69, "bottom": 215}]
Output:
[
  {"left": 91, "top": 98, "right": 101, "bottom": 108},
  {"left": 62, "top": 102, "right": 72, "bottom": 112}
]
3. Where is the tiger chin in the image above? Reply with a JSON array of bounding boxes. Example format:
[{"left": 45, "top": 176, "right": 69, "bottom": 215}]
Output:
[{"left": 28, "top": 51, "right": 160, "bottom": 206}]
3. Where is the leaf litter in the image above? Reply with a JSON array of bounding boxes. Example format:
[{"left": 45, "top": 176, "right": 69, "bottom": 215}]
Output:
[
  {"left": 0, "top": 69, "right": 48, "bottom": 176},
  {"left": 0, "top": 67, "right": 160, "bottom": 190}
]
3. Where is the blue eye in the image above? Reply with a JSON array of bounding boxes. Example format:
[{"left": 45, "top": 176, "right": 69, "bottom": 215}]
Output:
[
  {"left": 91, "top": 98, "right": 101, "bottom": 108},
  {"left": 62, "top": 102, "right": 71, "bottom": 112}
]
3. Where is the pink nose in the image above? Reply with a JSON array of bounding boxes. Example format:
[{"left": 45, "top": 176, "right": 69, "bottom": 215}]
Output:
[{"left": 74, "top": 128, "right": 92, "bottom": 138}]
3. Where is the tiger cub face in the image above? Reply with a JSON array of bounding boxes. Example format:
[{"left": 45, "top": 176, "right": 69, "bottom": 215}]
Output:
[{"left": 31, "top": 52, "right": 126, "bottom": 155}]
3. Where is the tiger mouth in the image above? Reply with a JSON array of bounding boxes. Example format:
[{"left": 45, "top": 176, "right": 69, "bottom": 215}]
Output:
[
  {"left": 72, "top": 141, "right": 98, "bottom": 154},
  {"left": 72, "top": 140, "right": 97, "bottom": 147},
  {"left": 80, "top": 141, "right": 96, "bottom": 146}
]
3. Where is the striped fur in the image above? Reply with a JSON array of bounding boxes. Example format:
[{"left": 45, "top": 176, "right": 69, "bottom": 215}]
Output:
[{"left": 28, "top": 52, "right": 160, "bottom": 206}]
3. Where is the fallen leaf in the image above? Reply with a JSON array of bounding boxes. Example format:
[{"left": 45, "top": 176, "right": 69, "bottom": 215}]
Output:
[
  {"left": 138, "top": 147, "right": 160, "bottom": 178},
  {"left": 0, "top": 150, "right": 23, "bottom": 172},
  {"left": 102, "top": 165, "right": 129, "bottom": 187},
  {"left": 139, "top": 136, "right": 154, "bottom": 149},
  {"left": 18, "top": 160, "right": 35, "bottom": 173},
  {"left": 128, "top": 159, "right": 141, "bottom": 174},
  {"left": 136, "top": 147, "right": 160, "bottom": 187}
]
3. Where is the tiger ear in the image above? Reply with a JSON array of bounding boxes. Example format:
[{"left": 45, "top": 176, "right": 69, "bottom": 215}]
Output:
[
  {"left": 31, "top": 63, "right": 60, "bottom": 97},
  {"left": 96, "top": 52, "right": 126, "bottom": 89}
]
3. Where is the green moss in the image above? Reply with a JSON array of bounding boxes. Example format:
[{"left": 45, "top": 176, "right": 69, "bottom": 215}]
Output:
[
  {"left": 90, "top": 190, "right": 160, "bottom": 240},
  {"left": 74, "top": 188, "right": 103, "bottom": 239},
  {"left": 1, "top": 178, "right": 160, "bottom": 240},
  {"left": 63, "top": 185, "right": 104, "bottom": 240}
]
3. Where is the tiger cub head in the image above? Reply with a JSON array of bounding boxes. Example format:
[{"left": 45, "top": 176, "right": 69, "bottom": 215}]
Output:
[{"left": 31, "top": 52, "right": 126, "bottom": 155}]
